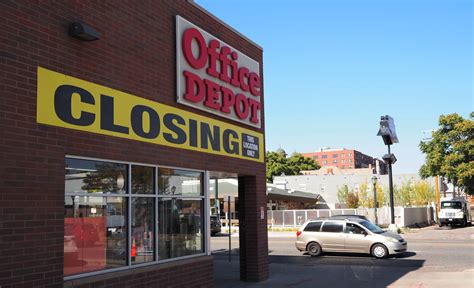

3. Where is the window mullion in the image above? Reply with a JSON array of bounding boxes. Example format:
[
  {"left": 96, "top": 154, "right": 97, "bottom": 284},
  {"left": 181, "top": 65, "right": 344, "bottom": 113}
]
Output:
[
  {"left": 155, "top": 166, "right": 159, "bottom": 262},
  {"left": 204, "top": 171, "right": 210, "bottom": 255},
  {"left": 128, "top": 164, "right": 132, "bottom": 267}
]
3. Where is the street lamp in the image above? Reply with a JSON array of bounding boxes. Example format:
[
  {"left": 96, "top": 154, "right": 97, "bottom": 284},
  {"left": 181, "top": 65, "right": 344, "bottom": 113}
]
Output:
[{"left": 371, "top": 176, "right": 378, "bottom": 225}]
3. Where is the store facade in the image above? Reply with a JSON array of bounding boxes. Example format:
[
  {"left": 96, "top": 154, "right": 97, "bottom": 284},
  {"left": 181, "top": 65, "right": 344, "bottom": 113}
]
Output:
[{"left": 0, "top": 1, "right": 267, "bottom": 287}]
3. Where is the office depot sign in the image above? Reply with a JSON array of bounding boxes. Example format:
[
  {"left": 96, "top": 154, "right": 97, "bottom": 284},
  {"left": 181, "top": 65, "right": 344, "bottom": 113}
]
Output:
[{"left": 176, "top": 16, "right": 262, "bottom": 128}]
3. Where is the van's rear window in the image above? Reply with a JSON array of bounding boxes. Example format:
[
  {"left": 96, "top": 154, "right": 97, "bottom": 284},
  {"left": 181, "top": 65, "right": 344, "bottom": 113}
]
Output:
[{"left": 304, "top": 221, "right": 322, "bottom": 232}]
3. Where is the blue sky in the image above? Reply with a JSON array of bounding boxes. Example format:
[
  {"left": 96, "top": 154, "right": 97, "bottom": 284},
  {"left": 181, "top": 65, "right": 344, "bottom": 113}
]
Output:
[{"left": 196, "top": 0, "right": 473, "bottom": 174}]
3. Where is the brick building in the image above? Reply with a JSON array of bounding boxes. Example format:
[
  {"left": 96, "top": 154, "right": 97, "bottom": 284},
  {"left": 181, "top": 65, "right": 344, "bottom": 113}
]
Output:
[
  {"left": 0, "top": 1, "right": 267, "bottom": 287},
  {"left": 302, "top": 148, "right": 387, "bottom": 174}
]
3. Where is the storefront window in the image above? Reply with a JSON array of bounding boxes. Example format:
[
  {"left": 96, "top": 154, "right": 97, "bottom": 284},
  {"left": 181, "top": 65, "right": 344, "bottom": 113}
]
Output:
[
  {"left": 158, "top": 168, "right": 202, "bottom": 196},
  {"left": 132, "top": 165, "right": 155, "bottom": 194},
  {"left": 64, "top": 158, "right": 205, "bottom": 278},
  {"left": 65, "top": 158, "right": 128, "bottom": 195},
  {"left": 131, "top": 165, "right": 156, "bottom": 264},
  {"left": 132, "top": 197, "right": 155, "bottom": 264},
  {"left": 64, "top": 196, "right": 127, "bottom": 276},
  {"left": 158, "top": 199, "right": 203, "bottom": 259},
  {"left": 158, "top": 168, "right": 204, "bottom": 260}
]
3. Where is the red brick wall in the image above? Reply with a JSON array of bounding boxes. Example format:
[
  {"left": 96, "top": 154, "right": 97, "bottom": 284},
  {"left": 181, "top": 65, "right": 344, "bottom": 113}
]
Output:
[
  {"left": 302, "top": 149, "right": 356, "bottom": 169},
  {"left": 64, "top": 256, "right": 214, "bottom": 288},
  {"left": 238, "top": 175, "right": 269, "bottom": 281},
  {"left": 0, "top": 1, "right": 266, "bottom": 287}
]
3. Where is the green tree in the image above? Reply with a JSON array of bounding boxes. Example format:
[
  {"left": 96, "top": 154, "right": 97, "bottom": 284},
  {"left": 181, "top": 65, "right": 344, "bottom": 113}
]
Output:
[
  {"left": 413, "top": 181, "right": 435, "bottom": 205},
  {"left": 394, "top": 183, "right": 412, "bottom": 207},
  {"left": 337, "top": 184, "right": 349, "bottom": 204},
  {"left": 266, "top": 149, "right": 319, "bottom": 182},
  {"left": 287, "top": 152, "right": 320, "bottom": 175},
  {"left": 358, "top": 183, "right": 369, "bottom": 208},
  {"left": 393, "top": 180, "right": 435, "bottom": 207},
  {"left": 266, "top": 150, "right": 291, "bottom": 182},
  {"left": 419, "top": 113, "right": 474, "bottom": 195}
]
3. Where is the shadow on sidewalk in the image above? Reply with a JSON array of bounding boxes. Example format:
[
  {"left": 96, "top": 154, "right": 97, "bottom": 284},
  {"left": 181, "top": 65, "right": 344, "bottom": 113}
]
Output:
[{"left": 213, "top": 253, "right": 425, "bottom": 288}]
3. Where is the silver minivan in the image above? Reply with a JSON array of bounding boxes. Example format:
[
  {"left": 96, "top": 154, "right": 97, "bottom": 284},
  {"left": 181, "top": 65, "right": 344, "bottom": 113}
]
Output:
[{"left": 295, "top": 219, "right": 407, "bottom": 258}]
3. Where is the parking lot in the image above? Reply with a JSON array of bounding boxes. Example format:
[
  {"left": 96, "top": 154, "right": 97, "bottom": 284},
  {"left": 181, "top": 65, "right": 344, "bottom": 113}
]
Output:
[{"left": 211, "top": 225, "right": 474, "bottom": 287}]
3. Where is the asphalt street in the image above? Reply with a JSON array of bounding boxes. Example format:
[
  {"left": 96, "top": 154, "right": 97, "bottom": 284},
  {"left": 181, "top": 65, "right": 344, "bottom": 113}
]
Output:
[{"left": 211, "top": 225, "right": 474, "bottom": 287}]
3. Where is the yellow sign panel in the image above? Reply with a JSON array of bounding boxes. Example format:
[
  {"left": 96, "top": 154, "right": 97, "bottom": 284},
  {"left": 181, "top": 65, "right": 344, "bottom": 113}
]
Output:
[{"left": 37, "top": 67, "right": 264, "bottom": 162}]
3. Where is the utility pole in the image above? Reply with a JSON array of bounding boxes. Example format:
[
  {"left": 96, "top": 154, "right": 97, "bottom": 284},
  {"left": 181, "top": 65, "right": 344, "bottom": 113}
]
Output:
[{"left": 387, "top": 145, "right": 395, "bottom": 224}]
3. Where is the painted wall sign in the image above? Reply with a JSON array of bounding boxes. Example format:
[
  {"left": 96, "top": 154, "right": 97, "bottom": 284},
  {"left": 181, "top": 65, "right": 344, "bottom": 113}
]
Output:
[
  {"left": 36, "top": 67, "right": 264, "bottom": 163},
  {"left": 176, "top": 16, "right": 262, "bottom": 128}
]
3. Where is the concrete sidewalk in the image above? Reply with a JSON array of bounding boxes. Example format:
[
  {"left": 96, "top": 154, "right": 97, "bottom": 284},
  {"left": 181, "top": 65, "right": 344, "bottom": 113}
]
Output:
[
  {"left": 213, "top": 255, "right": 474, "bottom": 288},
  {"left": 214, "top": 255, "right": 407, "bottom": 288},
  {"left": 213, "top": 226, "right": 474, "bottom": 288}
]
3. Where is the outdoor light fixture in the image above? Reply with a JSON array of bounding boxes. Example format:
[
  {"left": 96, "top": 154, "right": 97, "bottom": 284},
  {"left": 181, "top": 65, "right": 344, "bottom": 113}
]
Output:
[
  {"left": 377, "top": 115, "right": 399, "bottom": 145},
  {"left": 377, "top": 115, "right": 399, "bottom": 227},
  {"left": 68, "top": 22, "right": 100, "bottom": 41},
  {"left": 382, "top": 153, "right": 397, "bottom": 165}
]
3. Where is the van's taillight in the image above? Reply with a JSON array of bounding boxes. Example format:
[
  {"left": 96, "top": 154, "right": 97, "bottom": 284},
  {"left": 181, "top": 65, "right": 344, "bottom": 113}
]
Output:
[{"left": 296, "top": 231, "right": 302, "bottom": 237}]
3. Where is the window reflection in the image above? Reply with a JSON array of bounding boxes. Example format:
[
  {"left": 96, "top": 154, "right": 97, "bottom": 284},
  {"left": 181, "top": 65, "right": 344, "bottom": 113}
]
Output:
[
  {"left": 158, "top": 168, "right": 202, "bottom": 196},
  {"left": 158, "top": 199, "right": 203, "bottom": 260},
  {"left": 64, "top": 158, "right": 206, "bottom": 277},
  {"left": 64, "top": 196, "right": 127, "bottom": 276},
  {"left": 132, "top": 166, "right": 154, "bottom": 194},
  {"left": 65, "top": 158, "right": 128, "bottom": 194},
  {"left": 132, "top": 197, "right": 155, "bottom": 264}
]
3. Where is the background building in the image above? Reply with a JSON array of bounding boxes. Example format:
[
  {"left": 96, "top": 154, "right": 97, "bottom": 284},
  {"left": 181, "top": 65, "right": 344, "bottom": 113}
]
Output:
[
  {"left": 209, "top": 179, "right": 320, "bottom": 217},
  {"left": 274, "top": 173, "right": 435, "bottom": 209},
  {"left": 302, "top": 147, "right": 387, "bottom": 174}
]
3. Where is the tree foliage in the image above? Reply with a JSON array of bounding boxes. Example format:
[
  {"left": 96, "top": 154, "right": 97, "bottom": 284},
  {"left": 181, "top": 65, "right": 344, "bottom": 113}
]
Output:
[
  {"left": 266, "top": 149, "right": 320, "bottom": 182},
  {"left": 81, "top": 163, "right": 127, "bottom": 193},
  {"left": 393, "top": 181, "right": 435, "bottom": 207},
  {"left": 345, "top": 182, "right": 386, "bottom": 208},
  {"left": 358, "top": 183, "right": 369, "bottom": 208},
  {"left": 346, "top": 192, "right": 359, "bottom": 208},
  {"left": 339, "top": 180, "right": 433, "bottom": 208},
  {"left": 419, "top": 113, "right": 474, "bottom": 195},
  {"left": 337, "top": 184, "right": 349, "bottom": 204}
]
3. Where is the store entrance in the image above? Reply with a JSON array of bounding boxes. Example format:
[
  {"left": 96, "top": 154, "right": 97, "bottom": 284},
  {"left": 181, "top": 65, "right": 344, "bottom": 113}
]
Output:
[
  {"left": 208, "top": 172, "right": 268, "bottom": 282},
  {"left": 209, "top": 172, "right": 239, "bottom": 235}
]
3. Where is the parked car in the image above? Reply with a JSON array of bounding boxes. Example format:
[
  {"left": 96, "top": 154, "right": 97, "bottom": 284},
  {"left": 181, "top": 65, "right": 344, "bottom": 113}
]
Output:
[
  {"left": 329, "top": 214, "right": 369, "bottom": 221},
  {"left": 295, "top": 218, "right": 407, "bottom": 259},
  {"left": 210, "top": 215, "right": 221, "bottom": 236}
]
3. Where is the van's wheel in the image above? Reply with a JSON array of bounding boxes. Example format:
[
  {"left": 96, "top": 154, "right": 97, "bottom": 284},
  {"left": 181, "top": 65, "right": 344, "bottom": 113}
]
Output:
[
  {"left": 462, "top": 217, "right": 467, "bottom": 227},
  {"left": 371, "top": 243, "right": 388, "bottom": 259},
  {"left": 307, "top": 242, "right": 322, "bottom": 257}
]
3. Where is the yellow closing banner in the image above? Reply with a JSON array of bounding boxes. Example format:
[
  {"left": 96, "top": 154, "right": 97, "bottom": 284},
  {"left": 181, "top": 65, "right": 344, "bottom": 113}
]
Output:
[{"left": 37, "top": 67, "right": 264, "bottom": 163}]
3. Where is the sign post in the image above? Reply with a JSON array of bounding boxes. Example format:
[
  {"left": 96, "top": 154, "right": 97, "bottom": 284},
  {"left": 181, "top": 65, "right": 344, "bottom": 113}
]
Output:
[{"left": 377, "top": 115, "right": 399, "bottom": 226}]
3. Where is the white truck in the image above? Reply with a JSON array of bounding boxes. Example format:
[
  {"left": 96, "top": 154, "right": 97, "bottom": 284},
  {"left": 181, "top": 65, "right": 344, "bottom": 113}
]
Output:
[{"left": 438, "top": 197, "right": 472, "bottom": 227}]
